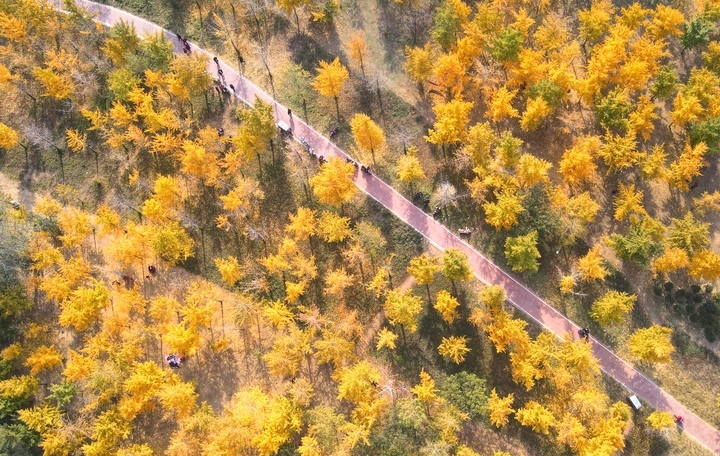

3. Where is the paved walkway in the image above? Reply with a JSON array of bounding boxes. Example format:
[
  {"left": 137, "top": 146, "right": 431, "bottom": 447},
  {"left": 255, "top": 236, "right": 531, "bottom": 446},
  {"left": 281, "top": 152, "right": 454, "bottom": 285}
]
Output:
[{"left": 53, "top": 1, "right": 720, "bottom": 452}]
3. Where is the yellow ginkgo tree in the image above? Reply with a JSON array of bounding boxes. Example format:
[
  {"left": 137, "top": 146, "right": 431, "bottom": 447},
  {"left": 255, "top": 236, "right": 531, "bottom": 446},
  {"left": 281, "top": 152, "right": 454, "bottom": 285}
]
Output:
[
  {"left": 313, "top": 57, "right": 349, "bottom": 121},
  {"left": 350, "top": 113, "right": 385, "bottom": 163}
]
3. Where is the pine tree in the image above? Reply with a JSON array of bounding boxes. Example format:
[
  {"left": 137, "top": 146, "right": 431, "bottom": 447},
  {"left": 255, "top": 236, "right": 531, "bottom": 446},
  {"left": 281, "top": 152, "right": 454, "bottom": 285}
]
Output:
[
  {"left": 520, "top": 98, "right": 552, "bottom": 131},
  {"left": 24, "top": 345, "right": 63, "bottom": 376},
  {"left": 668, "top": 142, "right": 707, "bottom": 191},
  {"left": 318, "top": 211, "right": 352, "bottom": 242},
  {"left": 668, "top": 212, "right": 710, "bottom": 254},
  {"left": 411, "top": 369, "right": 439, "bottom": 408},
  {"left": 336, "top": 361, "right": 381, "bottom": 405},
  {"left": 652, "top": 247, "right": 689, "bottom": 275},
  {"left": 285, "top": 207, "right": 317, "bottom": 241},
  {"left": 613, "top": 182, "right": 646, "bottom": 222},
  {"left": 578, "top": 0, "right": 614, "bottom": 43}
]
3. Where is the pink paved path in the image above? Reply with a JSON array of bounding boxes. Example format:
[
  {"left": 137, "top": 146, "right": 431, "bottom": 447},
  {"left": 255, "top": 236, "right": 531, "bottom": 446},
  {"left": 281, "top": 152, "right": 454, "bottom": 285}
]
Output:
[{"left": 54, "top": 1, "right": 720, "bottom": 452}]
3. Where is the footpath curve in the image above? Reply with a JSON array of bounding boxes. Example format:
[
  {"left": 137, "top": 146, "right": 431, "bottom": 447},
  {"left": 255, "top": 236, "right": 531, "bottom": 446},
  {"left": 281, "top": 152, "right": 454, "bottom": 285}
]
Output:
[{"left": 51, "top": 0, "right": 720, "bottom": 452}]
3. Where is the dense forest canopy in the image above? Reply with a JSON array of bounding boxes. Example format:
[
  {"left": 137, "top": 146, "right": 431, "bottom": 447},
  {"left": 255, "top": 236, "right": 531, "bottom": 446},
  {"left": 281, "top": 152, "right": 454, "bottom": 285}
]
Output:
[{"left": 0, "top": 0, "right": 720, "bottom": 453}]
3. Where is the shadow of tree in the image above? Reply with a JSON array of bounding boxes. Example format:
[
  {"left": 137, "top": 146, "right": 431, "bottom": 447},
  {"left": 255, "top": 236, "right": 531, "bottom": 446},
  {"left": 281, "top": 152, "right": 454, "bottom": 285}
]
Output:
[
  {"left": 288, "top": 32, "right": 337, "bottom": 73},
  {"left": 185, "top": 347, "right": 240, "bottom": 411}
]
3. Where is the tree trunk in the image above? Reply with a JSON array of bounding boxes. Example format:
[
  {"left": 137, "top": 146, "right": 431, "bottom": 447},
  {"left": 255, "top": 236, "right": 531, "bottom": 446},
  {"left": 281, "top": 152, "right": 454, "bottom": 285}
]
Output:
[
  {"left": 57, "top": 148, "right": 65, "bottom": 183},
  {"left": 334, "top": 96, "right": 341, "bottom": 122},
  {"left": 194, "top": 0, "right": 205, "bottom": 45}
]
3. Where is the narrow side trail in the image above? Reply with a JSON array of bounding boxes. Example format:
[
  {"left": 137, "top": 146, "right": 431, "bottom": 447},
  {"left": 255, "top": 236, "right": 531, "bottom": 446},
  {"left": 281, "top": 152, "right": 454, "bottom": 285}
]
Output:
[{"left": 51, "top": 1, "right": 720, "bottom": 452}]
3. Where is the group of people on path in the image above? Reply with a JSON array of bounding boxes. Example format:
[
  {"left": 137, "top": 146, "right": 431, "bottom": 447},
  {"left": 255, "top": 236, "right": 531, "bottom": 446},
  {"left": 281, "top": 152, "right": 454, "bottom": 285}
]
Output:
[{"left": 177, "top": 34, "right": 191, "bottom": 54}]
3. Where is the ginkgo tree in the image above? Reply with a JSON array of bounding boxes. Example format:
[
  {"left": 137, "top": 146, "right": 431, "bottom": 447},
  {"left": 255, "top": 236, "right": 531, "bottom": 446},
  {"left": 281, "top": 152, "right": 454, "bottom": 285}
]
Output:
[
  {"left": 350, "top": 113, "right": 385, "bottom": 163},
  {"left": 313, "top": 57, "right": 349, "bottom": 121},
  {"left": 309, "top": 157, "right": 357, "bottom": 208}
]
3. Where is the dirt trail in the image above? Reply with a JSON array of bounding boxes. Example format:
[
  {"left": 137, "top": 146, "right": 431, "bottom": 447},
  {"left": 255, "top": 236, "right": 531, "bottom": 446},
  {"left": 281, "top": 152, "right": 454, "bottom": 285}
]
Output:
[{"left": 0, "top": 172, "right": 19, "bottom": 200}]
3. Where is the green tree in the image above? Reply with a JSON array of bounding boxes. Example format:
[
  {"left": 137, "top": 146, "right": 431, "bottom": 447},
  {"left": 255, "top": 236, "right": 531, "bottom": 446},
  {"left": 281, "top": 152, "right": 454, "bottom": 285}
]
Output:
[
  {"left": 609, "top": 217, "right": 663, "bottom": 265},
  {"left": 491, "top": 27, "right": 523, "bottom": 63},
  {"left": 504, "top": 231, "right": 540, "bottom": 273},
  {"left": 668, "top": 212, "right": 710, "bottom": 254},
  {"left": 689, "top": 116, "right": 720, "bottom": 152},
  {"left": 528, "top": 79, "right": 564, "bottom": 107},
  {"left": 681, "top": 19, "right": 714, "bottom": 49},
  {"left": 650, "top": 65, "right": 678, "bottom": 100},
  {"left": 128, "top": 32, "right": 174, "bottom": 74},
  {"left": 595, "top": 89, "right": 631, "bottom": 132},
  {"left": 440, "top": 372, "right": 488, "bottom": 421},
  {"left": 432, "top": 0, "right": 467, "bottom": 51}
]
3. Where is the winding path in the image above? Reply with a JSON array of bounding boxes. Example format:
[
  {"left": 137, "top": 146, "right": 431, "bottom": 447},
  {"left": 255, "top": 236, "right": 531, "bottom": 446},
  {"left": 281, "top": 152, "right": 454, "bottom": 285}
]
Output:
[{"left": 51, "top": 0, "right": 720, "bottom": 452}]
